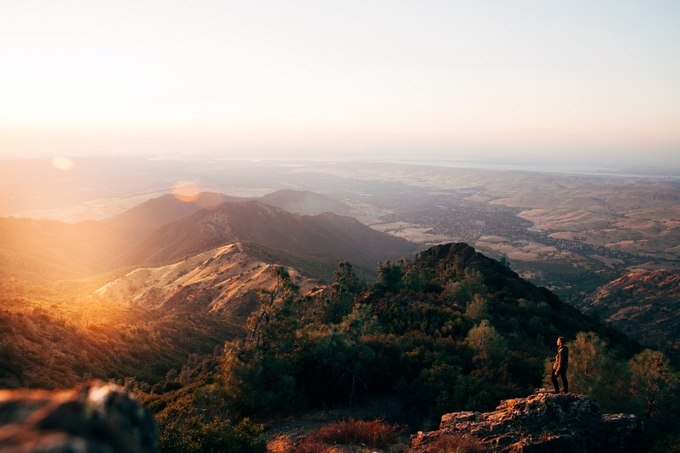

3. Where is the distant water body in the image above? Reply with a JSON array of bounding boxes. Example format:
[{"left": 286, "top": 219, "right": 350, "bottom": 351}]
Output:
[
  {"left": 146, "top": 154, "right": 680, "bottom": 179},
  {"left": 391, "top": 159, "right": 680, "bottom": 179}
]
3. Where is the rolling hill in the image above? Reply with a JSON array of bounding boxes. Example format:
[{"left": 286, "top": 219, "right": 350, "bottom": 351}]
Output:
[{"left": 119, "top": 200, "right": 420, "bottom": 273}]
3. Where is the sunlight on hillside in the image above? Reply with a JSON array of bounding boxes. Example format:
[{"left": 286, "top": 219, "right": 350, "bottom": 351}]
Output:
[
  {"left": 0, "top": 275, "right": 133, "bottom": 327},
  {"left": 172, "top": 180, "right": 201, "bottom": 202}
]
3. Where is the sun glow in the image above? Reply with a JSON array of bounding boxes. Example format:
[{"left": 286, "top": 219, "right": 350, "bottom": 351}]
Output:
[
  {"left": 51, "top": 156, "right": 75, "bottom": 171},
  {"left": 172, "top": 180, "right": 201, "bottom": 203},
  {"left": 1, "top": 2, "right": 679, "bottom": 163}
]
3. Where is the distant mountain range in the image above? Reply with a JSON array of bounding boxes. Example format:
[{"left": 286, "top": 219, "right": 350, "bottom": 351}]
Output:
[
  {"left": 119, "top": 200, "right": 416, "bottom": 270},
  {"left": 260, "top": 189, "right": 351, "bottom": 216},
  {"left": 105, "top": 189, "right": 350, "bottom": 235},
  {"left": 0, "top": 189, "right": 417, "bottom": 281},
  {"left": 105, "top": 192, "right": 243, "bottom": 236}
]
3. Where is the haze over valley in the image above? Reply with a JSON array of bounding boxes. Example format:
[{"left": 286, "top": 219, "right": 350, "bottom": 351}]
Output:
[{"left": 3, "top": 157, "right": 678, "bottom": 294}]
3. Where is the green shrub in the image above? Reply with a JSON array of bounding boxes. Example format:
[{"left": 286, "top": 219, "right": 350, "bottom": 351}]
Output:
[{"left": 160, "top": 416, "right": 265, "bottom": 453}]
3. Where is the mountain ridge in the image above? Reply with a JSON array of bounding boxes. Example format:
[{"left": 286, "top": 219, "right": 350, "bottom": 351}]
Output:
[
  {"left": 260, "top": 189, "right": 350, "bottom": 215},
  {"left": 105, "top": 191, "right": 244, "bottom": 236},
  {"left": 95, "top": 242, "right": 321, "bottom": 316},
  {"left": 119, "top": 200, "right": 419, "bottom": 272},
  {"left": 0, "top": 190, "right": 418, "bottom": 281}
]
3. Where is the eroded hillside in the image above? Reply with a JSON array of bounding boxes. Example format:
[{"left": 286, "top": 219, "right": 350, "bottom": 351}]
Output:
[{"left": 579, "top": 269, "right": 680, "bottom": 360}]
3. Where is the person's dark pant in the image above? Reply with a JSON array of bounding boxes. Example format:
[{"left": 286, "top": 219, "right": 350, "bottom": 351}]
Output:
[{"left": 551, "top": 369, "right": 568, "bottom": 393}]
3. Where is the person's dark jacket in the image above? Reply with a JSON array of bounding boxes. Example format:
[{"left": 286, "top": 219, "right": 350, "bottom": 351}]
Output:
[{"left": 553, "top": 346, "right": 569, "bottom": 373}]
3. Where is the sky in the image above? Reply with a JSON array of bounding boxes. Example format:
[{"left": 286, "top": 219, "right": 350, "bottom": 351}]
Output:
[{"left": 1, "top": 0, "right": 679, "bottom": 165}]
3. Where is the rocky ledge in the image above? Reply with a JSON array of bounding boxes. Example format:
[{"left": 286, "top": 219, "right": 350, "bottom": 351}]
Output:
[
  {"left": 411, "top": 390, "right": 642, "bottom": 453},
  {"left": 0, "top": 380, "right": 158, "bottom": 453}
]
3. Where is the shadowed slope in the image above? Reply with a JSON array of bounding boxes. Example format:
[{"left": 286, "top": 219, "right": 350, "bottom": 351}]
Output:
[
  {"left": 260, "top": 189, "right": 350, "bottom": 215},
  {"left": 120, "top": 200, "right": 419, "bottom": 272},
  {"left": 580, "top": 269, "right": 680, "bottom": 357},
  {"left": 105, "top": 192, "right": 244, "bottom": 237}
]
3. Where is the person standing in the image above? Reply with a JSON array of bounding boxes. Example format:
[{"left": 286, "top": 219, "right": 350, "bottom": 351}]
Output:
[{"left": 551, "top": 336, "right": 569, "bottom": 394}]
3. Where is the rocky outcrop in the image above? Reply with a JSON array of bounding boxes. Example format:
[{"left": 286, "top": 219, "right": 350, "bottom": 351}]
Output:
[
  {"left": 0, "top": 381, "right": 158, "bottom": 453},
  {"left": 411, "top": 390, "right": 642, "bottom": 453}
]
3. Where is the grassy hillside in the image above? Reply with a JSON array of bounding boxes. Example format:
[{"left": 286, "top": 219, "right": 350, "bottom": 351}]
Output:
[{"left": 0, "top": 303, "right": 243, "bottom": 389}]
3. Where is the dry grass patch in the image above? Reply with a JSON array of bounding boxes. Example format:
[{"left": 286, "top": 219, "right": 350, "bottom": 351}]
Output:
[
  {"left": 411, "top": 434, "right": 485, "bottom": 453},
  {"left": 295, "top": 418, "right": 401, "bottom": 452}
]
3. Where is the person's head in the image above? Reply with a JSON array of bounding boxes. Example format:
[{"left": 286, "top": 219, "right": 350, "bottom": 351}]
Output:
[{"left": 557, "top": 336, "right": 566, "bottom": 347}]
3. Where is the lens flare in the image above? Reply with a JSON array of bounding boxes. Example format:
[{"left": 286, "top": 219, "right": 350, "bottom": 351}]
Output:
[
  {"left": 51, "top": 156, "right": 74, "bottom": 171},
  {"left": 172, "top": 180, "right": 201, "bottom": 202}
]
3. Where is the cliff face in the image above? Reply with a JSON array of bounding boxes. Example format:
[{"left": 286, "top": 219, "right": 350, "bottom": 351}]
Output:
[
  {"left": 411, "top": 390, "right": 642, "bottom": 453},
  {"left": 0, "top": 381, "right": 158, "bottom": 453}
]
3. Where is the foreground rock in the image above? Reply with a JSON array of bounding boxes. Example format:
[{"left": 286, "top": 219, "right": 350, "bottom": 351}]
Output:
[
  {"left": 411, "top": 390, "right": 642, "bottom": 452},
  {"left": 0, "top": 381, "right": 158, "bottom": 453}
]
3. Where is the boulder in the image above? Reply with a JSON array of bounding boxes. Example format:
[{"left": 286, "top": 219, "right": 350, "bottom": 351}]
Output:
[
  {"left": 411, "top": 390, "right": 642, "bottom": 452},
  {"left": 0, "top": 380, "right": 158, "bottom": 453}
]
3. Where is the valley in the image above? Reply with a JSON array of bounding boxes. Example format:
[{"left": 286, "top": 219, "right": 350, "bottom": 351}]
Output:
[
  {"left": 1, "top": 156, "right": 679, "bottom": 451},
  {"left": 2, "top": 158, "right": 679, "bottom": 346}
]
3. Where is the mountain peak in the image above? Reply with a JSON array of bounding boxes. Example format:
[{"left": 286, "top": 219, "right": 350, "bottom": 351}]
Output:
[
  {"left": 413, "top": 242, "right": 546, "bottom": 300},
  {"left": 124, "top": 200, "right": 418, "bottom": 272},
  {"left": 260, "top": 189, "right": 350, "bottom": 215},
  {"left": 107, "top": 191, "right": 244, "bottom": 236},
  {"left": 96, "top": 242, "right": 321, "bottom": 315}
]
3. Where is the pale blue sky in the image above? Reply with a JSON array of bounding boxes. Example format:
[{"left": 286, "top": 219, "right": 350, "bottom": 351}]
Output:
[{"left": 1, "top": 0, "right": 679, "bottom": 164}]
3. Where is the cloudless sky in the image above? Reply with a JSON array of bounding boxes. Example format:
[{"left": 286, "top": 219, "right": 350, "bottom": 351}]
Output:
[{"left": 1, "top": 0, "right": 679, "bottom": 164}]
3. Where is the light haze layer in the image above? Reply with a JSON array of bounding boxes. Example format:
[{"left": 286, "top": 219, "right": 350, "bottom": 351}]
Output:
[{"left": 1, "top": 1, "right": 679, "bottom": 165}]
